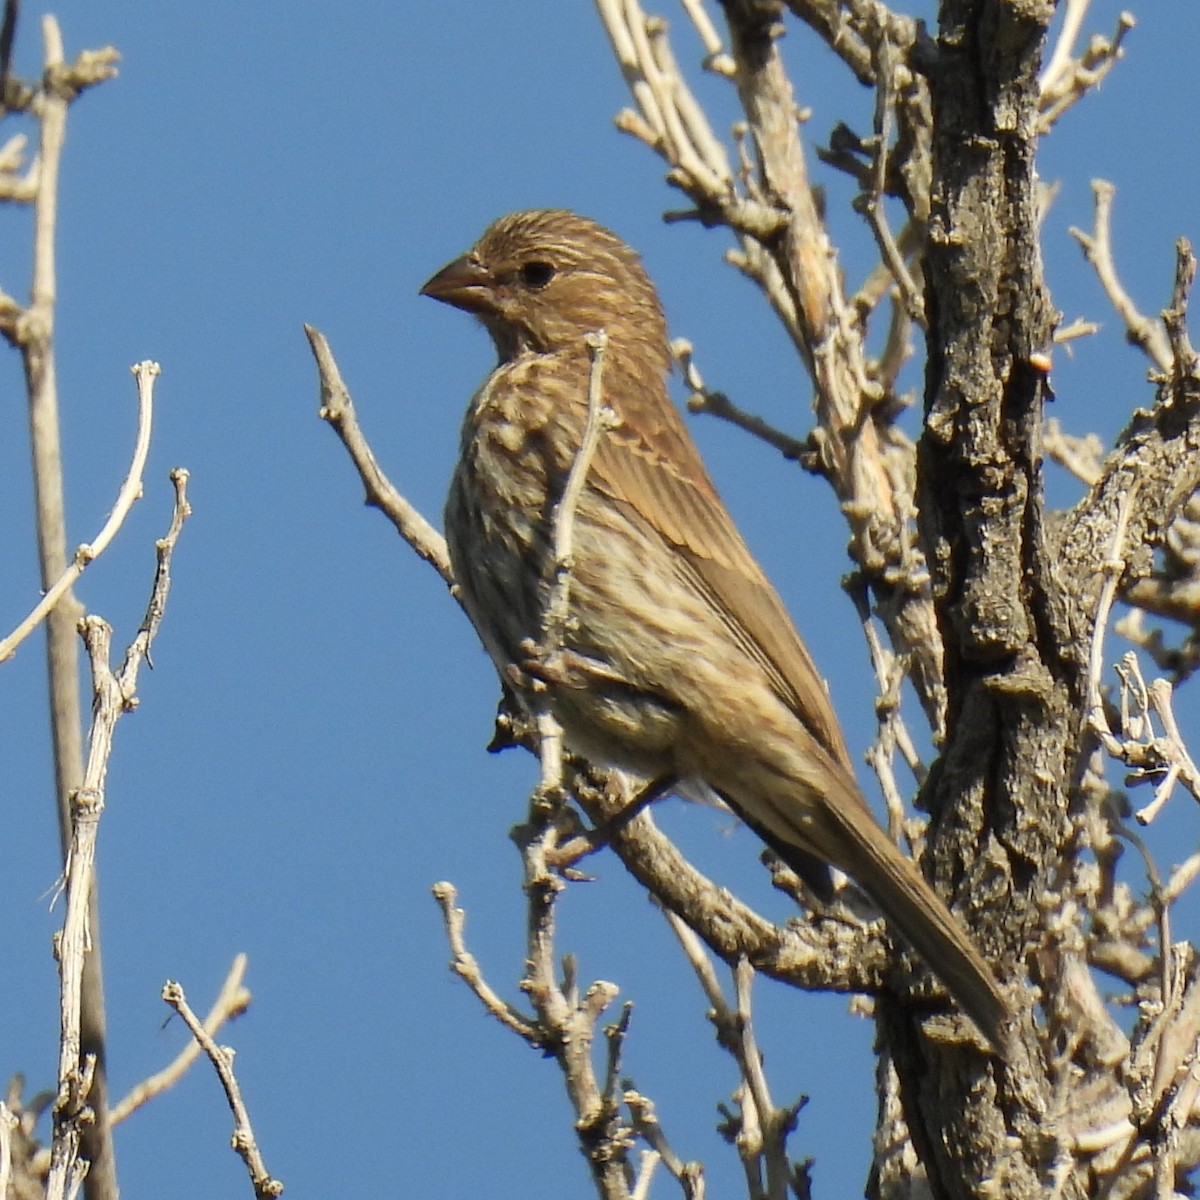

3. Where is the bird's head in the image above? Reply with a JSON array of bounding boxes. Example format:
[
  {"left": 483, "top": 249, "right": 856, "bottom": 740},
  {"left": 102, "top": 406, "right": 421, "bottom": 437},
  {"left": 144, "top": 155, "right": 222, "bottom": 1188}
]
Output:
[{"left": 421, "top": 209, "right": 670, "bottom": 372}]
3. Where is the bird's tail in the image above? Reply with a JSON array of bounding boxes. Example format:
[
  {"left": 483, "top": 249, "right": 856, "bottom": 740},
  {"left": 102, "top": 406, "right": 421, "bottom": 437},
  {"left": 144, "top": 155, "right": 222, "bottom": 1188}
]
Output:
[{"left": 811, "top": 788, "right": 1012, "bottom": 1051}]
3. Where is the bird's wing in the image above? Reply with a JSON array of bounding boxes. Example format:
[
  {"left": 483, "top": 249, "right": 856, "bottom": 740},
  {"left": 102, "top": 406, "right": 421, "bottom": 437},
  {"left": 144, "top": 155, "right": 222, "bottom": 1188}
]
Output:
[{"left": 589, "top": 360, "right": 855, "bottom": 775}]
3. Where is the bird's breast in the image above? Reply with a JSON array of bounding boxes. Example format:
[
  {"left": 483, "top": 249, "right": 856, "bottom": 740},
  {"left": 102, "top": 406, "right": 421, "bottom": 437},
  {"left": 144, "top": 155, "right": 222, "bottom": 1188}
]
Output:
[
  {"left": 443, "top": 362, "right": 574, "bottom": 670},
  {"left": 443, "top": 355, "right": 697, "bottom": 776}
]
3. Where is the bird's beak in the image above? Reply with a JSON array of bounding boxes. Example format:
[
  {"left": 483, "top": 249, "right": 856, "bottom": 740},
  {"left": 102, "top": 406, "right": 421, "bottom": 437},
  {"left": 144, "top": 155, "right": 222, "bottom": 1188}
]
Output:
[{"left": 420, "top": 254, "right": 494, "bottom": 315}]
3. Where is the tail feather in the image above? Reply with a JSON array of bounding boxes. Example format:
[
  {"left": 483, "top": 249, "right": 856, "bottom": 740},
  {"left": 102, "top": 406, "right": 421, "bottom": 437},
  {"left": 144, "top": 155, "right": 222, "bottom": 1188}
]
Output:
[
  {"left": 687, "top": 689, "right": 1011, "bottom": 1047},
  {"left": 722, "top": 757, "right": 1012, "bottom": 1050},
  {"left": 813, "top": 789, "right": 1011, "bottom": 1050}
]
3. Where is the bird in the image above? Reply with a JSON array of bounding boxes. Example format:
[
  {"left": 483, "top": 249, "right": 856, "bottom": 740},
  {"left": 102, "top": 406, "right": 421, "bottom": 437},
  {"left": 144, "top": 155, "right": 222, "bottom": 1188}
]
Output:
[{"left": 420, "top": 208, "right": 1010, "bottom": 1050}]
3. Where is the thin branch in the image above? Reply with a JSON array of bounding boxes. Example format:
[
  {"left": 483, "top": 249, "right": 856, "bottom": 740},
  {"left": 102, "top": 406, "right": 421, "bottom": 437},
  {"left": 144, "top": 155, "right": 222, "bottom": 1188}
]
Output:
[
  {"left": 660, "top": 911, "right": 801, "bottom": 1199},
  {"left": 428, "top": 335, "right": 637, "bottom": 1199},
  {"left": 304, "top": 323, "right": 453, "bottom": 586},
  {"left": 45, "top": 468, "right": 190, "bottom": 1200},
  {"left": 1086, "top": 482, "right": 1141, "bottom": 755},
  {"left": 858, "top": 34, "right": 925, "bottom": 329},
  {"left": 847, "top": 574, "right": 925, "bottom": 845},
  {"left": 1070, "top": 181, "right": 1172, "bottom": 372},
  {"left": 1039, "top": 6, "right": 1135, "bottom": 133},
  {"left": 597, "top": 0, "right": 668, "bottom": 142},
  {"left": 19, "top": 6, "right": 85, "bottom": 883},
  {"left": 783, "top": 0, "right": 874, "bottom": 84},
  {"left": 1054, "top": 316, "right": 1100, "bottom": 347},
  {"left": 517, "top": 330, "right": 636, "bottom": 1199},
  {"left": 161, "top": 982, "right": 282, "bottom": 1200},
  {"left": 679, "top": 0, "right": 735, "bottom": 76},
  {"left": 674, "top": 339, "right": 806, "bottom": 460},
  {"left": 1162, "top": 238, "right": 1200, "bottom": 385},
  {"left": 8, "top": 25, "right": 119, "bottom": 1198},
  {"left": 110, "top": 955, "right": 252, "bottom": 1125},
  {"left": 45, "top": 710, "right": 102, "bottom": 1200},
  {"left": 1038, "top": 0, "right": 1092, "bottom": 97},
  {"left": 0, "top": 361, "right": 159, "bottom": 663},
  {"left": 1136, "top": 679, "right": 1200, "bottom": 821},
  {"left": 596, "top": 0, "right": 784, "bottom": 240},
  {"left": 628, "top": 1150, "right": 664, "bottom": 1200},
  {"left": 525, "top": 334, "right": 612, "bottom": 805},
  {"left": 429, "top": 883, "right": 540, "bottom": 1043},
  {"left": 1090, "top": 555, "right": 1200, "bottom": 826},
  {"left": 544, "top": 330, "right": 612, "bottom": 644},
  {"left": 1044, "top": 418, "right": 1103, "bottom": 487},
  {"left": 624, "top": 1092, "right": 705, "bottom": 1200}
]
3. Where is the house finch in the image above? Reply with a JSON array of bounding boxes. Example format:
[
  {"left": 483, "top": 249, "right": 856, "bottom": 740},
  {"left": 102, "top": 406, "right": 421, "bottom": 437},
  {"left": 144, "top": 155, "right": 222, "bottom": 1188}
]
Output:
[{"left": 422, "top": 209, "right": 1009, "bottom": 1049}]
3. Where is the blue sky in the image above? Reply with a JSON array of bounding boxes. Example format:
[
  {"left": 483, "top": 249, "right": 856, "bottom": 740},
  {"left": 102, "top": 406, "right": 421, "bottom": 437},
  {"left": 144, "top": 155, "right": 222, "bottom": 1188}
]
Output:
[{"left": 1, "top": 2, "right": 1197, "bottom": 1196}]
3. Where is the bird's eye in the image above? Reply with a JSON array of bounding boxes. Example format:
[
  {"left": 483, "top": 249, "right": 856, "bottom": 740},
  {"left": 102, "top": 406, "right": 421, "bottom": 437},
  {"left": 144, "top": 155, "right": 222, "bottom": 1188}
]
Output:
[{"left": 519, "top": 261, "right": 556, "bottom": 289}]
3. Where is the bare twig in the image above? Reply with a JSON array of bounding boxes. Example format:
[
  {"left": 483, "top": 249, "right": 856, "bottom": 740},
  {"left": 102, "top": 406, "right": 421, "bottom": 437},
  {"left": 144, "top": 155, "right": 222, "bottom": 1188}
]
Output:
[
  {"left": 596, "top": 0, "right": 786, "bottom": 241},
  {"left": 848, "top": 574, "right": 926, "bottom": 844},
  {"left": 1162, "top": 238, "right": 1200, "bottom": 386},
  {"left": 1044, "top": 417, "right": 1104, "bottom": 487},
  {"left": 1054, "top": 316, "right": 1100, "bottom": 347},
  {"left": 679, "top": 0, "right": 734, "bottom": 76},
  {"left": 624, "top": 1091, "right": 705, "bottom": 1200},
  {"left": 1039, "top": 5, "right": 1135, "bottom": 132},
  {"left": 596, "top": 0, "right": 733, "bottom": 205},
  {"left": 1087, "top": 483, "right": 1140, "bottom": 751},
  {"left": 110, "top": 955, "right": 252, "bottom": 1125},
  {"left": 1136, "top": 679, "right": 1200, "bottom": 821},
  {"left": 1091, "top": 623, "right": 1200, "bottom": 824},
  {"left": 430, "top": 883, "right": 540, "bottom": 1043},
  {"left": 674, "top": 339, "right": 806, "bottom": 460},
  {"left": 304, "top": 323, "right": 453, "bottom": 586},
  {"left": 628, "top": 1149, "right": 664, "bottom": 1200},
  {"left": 11, "top": 10, "right": 123, "bottom": 841},
  {"left": 45, "top": 712, "right": 102, "bottom": 1200},
  {"left": 544, "top": 330, "right": 612, "bottom": 645},
  {"left": 45, "top": 466, "right": 190, "bottom": 1200},
  {"left": 19, "top": 6, "right": 87, "bottom": 910},
  {"left": 161, "top": 982, "right": 282, "bottom": 1200},
  {"left": 660, "top": 911, "right": 802, "bottom": 1197},
  {"left": 527, "top": 331, "right": 613, "bottom": 804},
  {"left": 1070, "top": 182, "right": 1172, "bottom": 372},
  {"left": 1038, "top": 0, "right": 1093, "bottom": 98},
  {"left": 859, "top": 34, "right": 925, "bottom": 329},
  {"left": 5, "top": 24, "right": 119, "bottom": 1198},
  {"left": 516, "top": 330, "right": 636, "bottom": 1197},
  {"left": 0, "top": 361, "right": 159, "bottom": 663},
  {"left": 1077, "top": 481, "right": 1200, "bottom": 839}
]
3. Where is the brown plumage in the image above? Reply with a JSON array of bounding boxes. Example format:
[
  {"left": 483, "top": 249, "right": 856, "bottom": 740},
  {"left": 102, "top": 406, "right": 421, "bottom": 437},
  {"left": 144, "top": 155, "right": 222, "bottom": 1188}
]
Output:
[{"left": 422, "top": 208, "right": 1010, "bottom": 1050}]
